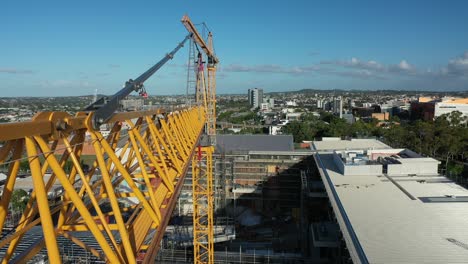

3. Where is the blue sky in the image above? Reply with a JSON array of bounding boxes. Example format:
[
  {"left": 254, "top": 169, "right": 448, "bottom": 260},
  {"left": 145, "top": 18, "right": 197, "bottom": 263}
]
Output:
[{"left": 1, "top": 0, "right": 467, "bottom": 96}]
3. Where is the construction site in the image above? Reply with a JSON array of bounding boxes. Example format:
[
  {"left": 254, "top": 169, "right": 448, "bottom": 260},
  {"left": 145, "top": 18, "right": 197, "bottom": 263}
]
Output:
[
  {"left": 157, "top": 135, "right": 343, "bottom": 263},
  {"left": 0, "top": 15, "right": 345, "bottom": 264},
  {"left": 4, "top": 1, "right": 468, "bottom": 262},
  {"left": 4, "top": 13, "right": 465, "bottom": 264},
  {"left": 7, "top": 12, "right": 460, "bottom": 264}
]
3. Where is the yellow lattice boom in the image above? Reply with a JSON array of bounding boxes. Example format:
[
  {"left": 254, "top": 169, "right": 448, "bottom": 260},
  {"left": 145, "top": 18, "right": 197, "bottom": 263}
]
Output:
[
  {"left": 182, "top": 15, "right": 218, "bottom": 138},
  {"left": 192, "top": 146, "right": 214, "bottom": 264},
  {"left": 0, "top": 106, "right": 206, "bottom": 263}
]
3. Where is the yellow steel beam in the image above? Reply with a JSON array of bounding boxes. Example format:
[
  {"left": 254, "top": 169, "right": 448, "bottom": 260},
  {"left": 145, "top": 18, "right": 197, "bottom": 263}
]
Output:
[
  {"left": 0, "top": 120, "right": 52, "bottom": 141},
  {"left": 126, "top": 122, "right": 162, "bottom": 216},
  {"left": 127, "top": 119, "right": 173, "bottom": 193},
  {"left": 34, "top": 135, "right": 122, "bottom": 263},
  {"left": 0, "top": 106, "right": 206, "bottom": 263},
  {"left": 141, "top": 110, "right": 206, "bottom": 264},
  {"left": 91, "top": 131, "right": 137, "bottom": 263},
  {"left": 192, "top": 146, "right": 215, "bottom": 264},
  {"left": 181, "top": 15, "right": 219, "bottom": 64},
  {"left": 0, "top": 108, "right": 169, "bottom": 141},
  {"left": 0, "top": 140, "right": 23, "bottom": 231},
  {"left": 24, "top": 137, "right": 61, "bottom": 264},
  {"left": 60, "top": 136, "right": 123, "bottom": 260},
  {"left": 61, "top": 224, "right": 119, "bottom": 232},
  {"left": 207, "top": 66, "right": 217, "bottom": 136}
]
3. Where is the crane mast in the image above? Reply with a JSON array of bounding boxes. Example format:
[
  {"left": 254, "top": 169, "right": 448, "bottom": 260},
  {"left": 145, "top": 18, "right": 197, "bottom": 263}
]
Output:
[
  {"left": 206, "top": 32, "right": 217, "bottom": 137},
  {"left": 182, "top": 15, "right": 218, "bottom": 264}
]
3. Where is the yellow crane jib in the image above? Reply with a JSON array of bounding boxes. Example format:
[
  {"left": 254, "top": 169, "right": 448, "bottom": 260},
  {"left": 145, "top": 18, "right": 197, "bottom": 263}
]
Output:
[
  {"left": 181, "top": 15, "right": 219, "bottom": 65},
  {"left": 181, "top": 15, "right": 218, "bottom": 138},
  {"left": 0, "top": 107, "right": 206, "bottom": 263}
]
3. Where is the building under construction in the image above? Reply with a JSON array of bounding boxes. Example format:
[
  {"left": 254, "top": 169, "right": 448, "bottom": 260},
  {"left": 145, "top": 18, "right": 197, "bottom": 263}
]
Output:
[{"left": 158, "top": 135, "right": 345, "bottom": 263}]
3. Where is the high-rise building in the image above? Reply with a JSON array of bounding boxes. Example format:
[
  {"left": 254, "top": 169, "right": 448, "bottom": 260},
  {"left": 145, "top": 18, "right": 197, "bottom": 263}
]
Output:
[
  {"left": 333, "top": 96, "right": 343, "bottom": 118},
  {"left": 248, "top": 88, "right": 263, "bottom": 109},
  {"left": 317, "top": 99, "right": 323, "bottom": 109}
]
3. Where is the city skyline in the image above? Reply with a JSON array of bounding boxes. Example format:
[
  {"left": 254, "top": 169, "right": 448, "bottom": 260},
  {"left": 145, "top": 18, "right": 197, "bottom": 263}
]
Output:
[{"left": 1, "top": 0, "right": 468, "bottom": 97}]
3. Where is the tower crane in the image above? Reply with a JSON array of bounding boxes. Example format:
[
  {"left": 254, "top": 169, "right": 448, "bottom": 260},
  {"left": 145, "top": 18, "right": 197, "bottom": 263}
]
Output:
[
  {"left": 0, "top": 15, "right": 217, "bottom": 263},
  {"left": 182, "top": 14, "right": 218, "bottom": 138},
  {"left": 181, "top": 15, "right": 218, "bottom": 264}
]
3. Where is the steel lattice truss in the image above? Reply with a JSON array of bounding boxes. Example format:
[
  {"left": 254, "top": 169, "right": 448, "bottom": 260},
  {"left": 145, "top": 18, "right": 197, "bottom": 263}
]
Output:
[
  {"left": 0, "top": 107, "right": 206, "bottom": 263},
  {"left": 192, "top": 146, "right": 214, "bottom": 264}
]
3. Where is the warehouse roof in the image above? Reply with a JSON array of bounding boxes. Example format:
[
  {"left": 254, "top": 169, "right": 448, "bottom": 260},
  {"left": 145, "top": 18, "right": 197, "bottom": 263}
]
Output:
[
  {"left": 312, "top": 138, "right": 391, "bottom": 151},
  {"left": 216, "top": 135, "right": 294, "bottom": 153},
  {"left": 314, "top": 152, "right": 468, "bottom": 264}
]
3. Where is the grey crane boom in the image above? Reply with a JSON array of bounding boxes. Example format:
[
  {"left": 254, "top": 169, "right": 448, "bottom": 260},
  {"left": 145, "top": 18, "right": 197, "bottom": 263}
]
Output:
[{"left": 85, "top": 33, "right": 192, "bottom": 129}]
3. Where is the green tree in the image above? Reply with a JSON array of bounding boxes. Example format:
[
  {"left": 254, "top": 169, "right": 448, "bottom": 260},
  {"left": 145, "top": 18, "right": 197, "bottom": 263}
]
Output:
[
  {"left": 282, "top": 121, "right": 315, "bottom": 142},
  {"left": 446, "top": 111, "right": 465, "bottom": 127},
  {"left": 351, "top": 120, "right": 373, "bottom": 138},
  {"left": 433, "top": 114, "right": 465, "bottom": 168},
  {"left": 323, "top": 117, "right": 351, "bottom": 137},
  {"left": 447, "top": 162, "right": 464, "bottom": 177},
  {"left": 301, "top": 113, "right": 320, "bottom": 122},
  {"left": 412, "top": 121, "right": 435, "bottom": 156},
  {"left": 11, "top": 189, "right": 28, "bottom": 212},
  {"left": 218, "top": 111, "right": 234, "bottom": 122},
  {"left": 382, "top": 125, "right": 408, "bottom": 148},
  {"left": 19, "top": 160, "right": 29, "bottom": 172},
  {"left": 239, "top": 127, "right": 264, "bottom": 134},
  {"left": 64, "top": 160, "right": 74, "bottom": 174}
]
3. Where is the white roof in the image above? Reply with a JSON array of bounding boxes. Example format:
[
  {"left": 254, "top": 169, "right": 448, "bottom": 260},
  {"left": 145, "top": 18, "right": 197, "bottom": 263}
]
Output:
[
  {"left": 315, "top": 152, "right": 468, "bottom": 263},
  {"left": 397, "top": 157, "right": 439, "bottom": 164},
  {"left": 312, "top": 139, "right": 391, "bottom": 151}
]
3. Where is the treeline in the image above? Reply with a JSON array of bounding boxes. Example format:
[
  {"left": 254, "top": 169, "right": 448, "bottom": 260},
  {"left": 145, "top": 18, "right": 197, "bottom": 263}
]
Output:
[
  {"left": 282, "top": 112, "right": 383, "bottom": 142},
  {"left": 282, "top": 111, "right": 468, "bottom": 174},
  {"left": 218, "top": 110, "right": 262, "bottom": 125}
]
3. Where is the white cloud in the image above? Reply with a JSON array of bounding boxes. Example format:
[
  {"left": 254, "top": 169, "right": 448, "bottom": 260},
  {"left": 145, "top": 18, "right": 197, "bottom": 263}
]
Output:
[
  {"left": 387, "top": 60, "right": 416, "bottom": 74},
  {"left": 40, "top": 79, "right": 93, "bottom": 88},
  {"left": 222, "top": 51, "right": 468, "bottom": 83},
  {"left": 327, "top": 69, "right": 386, "bottom": 80},
  {"left": 446, "top": 51, "right": 468, "bottom": 76},
  {"left": 0, "top": 68, "right": 34, "bottom": 74},
  {"left": 398, "top": 60, "right": 412, "bottom": 70},
  {"left": 322, "top": 57, "right": 417, "bottom": 75},
  {"left": 222, "top": 63, "right": 386, "bottom": 80},
  {"left": 222, "top": 64, "right": 319, "bottom": 74},
  {"left": 322, "top": 57, "right": 385, "bottom": 72}
]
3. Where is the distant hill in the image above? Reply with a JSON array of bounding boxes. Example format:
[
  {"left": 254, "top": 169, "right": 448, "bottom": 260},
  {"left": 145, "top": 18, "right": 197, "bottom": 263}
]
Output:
[{"left": 265, "top": 88, "right": 468, "bottom": 97}]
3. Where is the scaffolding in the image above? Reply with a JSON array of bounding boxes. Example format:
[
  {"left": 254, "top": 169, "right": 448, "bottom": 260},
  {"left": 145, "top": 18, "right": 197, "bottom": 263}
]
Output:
[
  {"left": 156, "top": 246, "right": 310, "bottom": 264},
  {"left": 158, "top": 150, "right": 329, "bottom": 264}
]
